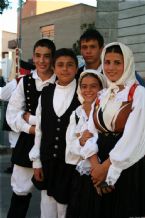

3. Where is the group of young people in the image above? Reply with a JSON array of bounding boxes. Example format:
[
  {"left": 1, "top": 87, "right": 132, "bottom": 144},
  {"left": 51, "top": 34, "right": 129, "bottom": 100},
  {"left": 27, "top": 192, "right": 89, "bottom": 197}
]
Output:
[{"left": 1, "top": 29, "right": 145, "bottom": 218}]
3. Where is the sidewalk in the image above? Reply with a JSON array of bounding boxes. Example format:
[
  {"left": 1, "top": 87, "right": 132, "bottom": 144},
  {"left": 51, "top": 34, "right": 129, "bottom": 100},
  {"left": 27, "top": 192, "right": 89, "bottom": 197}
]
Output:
[{"left": 0, "top": 149, "right": 41, "bottom": 218}]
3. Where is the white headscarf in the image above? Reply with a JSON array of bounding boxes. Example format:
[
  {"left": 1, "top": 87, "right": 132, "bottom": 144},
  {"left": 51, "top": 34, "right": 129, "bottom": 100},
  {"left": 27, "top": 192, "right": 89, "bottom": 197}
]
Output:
[
  {"left": 100, "top": 42, "right": 137, "bottom": 110},
  {"left": 77, "top": 69, "right": 107, "bottom": 103}
]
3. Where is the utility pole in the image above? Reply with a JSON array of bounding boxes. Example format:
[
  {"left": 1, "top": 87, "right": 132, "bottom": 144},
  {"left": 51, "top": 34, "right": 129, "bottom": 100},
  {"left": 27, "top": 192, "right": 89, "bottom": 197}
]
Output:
[
  {"left": 16, "top": 0, "right": 25, "bottom": 77},
  {"left": 18, "top": 0, "right": 23, "bottom": 63}
]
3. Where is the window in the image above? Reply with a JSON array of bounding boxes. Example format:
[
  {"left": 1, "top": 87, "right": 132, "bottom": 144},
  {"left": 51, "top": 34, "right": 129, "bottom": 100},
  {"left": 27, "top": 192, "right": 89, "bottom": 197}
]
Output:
[{"left": 40, "top": 25, "right": 54, "bottom": 41}]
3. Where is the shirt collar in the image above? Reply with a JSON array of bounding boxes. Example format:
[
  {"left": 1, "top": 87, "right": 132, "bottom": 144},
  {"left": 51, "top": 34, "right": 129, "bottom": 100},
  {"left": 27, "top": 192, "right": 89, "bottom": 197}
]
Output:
[
  {"left": 55, "top": 79, "right": 76, "bottom": 89},
  {"left": 32, "top": 69, "right": 56, "bottom": 84},
  {"left": 83, "top": 65, "right": 102, "bottom": 73}
]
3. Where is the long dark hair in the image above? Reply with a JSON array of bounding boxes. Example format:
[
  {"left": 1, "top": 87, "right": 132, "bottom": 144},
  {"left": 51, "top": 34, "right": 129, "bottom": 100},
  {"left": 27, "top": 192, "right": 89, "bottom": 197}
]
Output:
[{"left": 105, "top": 44, "right": 123, "bottom": 55}]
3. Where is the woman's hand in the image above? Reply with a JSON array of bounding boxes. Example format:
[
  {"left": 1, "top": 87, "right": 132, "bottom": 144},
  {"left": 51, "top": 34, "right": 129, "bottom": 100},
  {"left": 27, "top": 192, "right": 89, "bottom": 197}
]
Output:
[
  {"left": 34, "top": 168, "right": 44, "bottom": 181},
  {"left": 91, "top": 163, "right": 107, "bottom": 185},
  {"left": 91, "top": 158, "right": 111, "bottom": 185},
  {"left": 94, "top": 182, "right": 115, "bottom": 196}
]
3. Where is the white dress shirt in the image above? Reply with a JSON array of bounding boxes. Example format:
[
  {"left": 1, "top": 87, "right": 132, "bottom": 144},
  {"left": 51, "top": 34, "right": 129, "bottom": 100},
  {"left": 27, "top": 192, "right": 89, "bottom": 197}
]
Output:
[
  {"left": 0, "top": 79, "right": 19, "bottom": 148},
  {"left": 6, "top": 70, "right": 56, "bottom": 135},
  {"left": 0, "top": 79, "right": 17, "bottom": 101},
  {"left": 83, "top": 65, "right": 102, "bottom": 74}
]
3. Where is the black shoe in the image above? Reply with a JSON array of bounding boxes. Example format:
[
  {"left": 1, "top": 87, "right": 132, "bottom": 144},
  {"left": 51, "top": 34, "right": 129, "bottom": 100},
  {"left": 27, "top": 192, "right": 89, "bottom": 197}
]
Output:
[{"left": 4, "top": 166, "right": 13, "bottom": 174}]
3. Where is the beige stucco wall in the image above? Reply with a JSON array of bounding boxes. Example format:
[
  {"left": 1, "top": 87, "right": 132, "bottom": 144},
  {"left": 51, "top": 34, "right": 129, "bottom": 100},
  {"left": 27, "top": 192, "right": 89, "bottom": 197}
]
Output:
[
  {"left": 1, "top": 31, "right": 17, "bottom": 53},
  {"left": 0, "top": 31, "right": 17, "bottom": 70}
]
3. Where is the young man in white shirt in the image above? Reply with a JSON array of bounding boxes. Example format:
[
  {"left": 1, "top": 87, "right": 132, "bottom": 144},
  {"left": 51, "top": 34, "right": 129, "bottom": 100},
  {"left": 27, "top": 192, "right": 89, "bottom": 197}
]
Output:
[
  {"left": 6, "top": 38, "right": 56, "bottom": 218},
  {"left": 0, "top": 60, "right": 35, "bottom": 174},
  {"left": 76, "top": 29, "right": 104, "bottom": 80},
  {"left": 29, "top": 48, "right": 80, "bottom": 218},
  {"left": 0, "top": 79, "right": 19, "bottom": 173}
]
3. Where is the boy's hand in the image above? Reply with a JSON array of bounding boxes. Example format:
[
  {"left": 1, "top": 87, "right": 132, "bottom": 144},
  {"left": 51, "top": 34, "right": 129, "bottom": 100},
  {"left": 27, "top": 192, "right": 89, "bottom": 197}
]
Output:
[
  {"left": 23, "top": 112, "right": 31, "bottom": 123},
  {"left": 34, "top": 168, "right": 44, "bottom": 181},
  {"left": 29, "top": 125, "right": 35, "bottom": 135}
]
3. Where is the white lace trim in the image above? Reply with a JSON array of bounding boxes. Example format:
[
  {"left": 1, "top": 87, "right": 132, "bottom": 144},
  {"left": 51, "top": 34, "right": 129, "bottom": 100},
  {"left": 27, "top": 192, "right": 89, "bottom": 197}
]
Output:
[{"left": 76, "top": 160, "right": 91, "bottom": 176}]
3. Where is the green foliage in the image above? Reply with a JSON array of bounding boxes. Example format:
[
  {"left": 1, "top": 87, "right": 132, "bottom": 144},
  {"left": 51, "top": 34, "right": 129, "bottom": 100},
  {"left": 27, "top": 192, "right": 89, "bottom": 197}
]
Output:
[
  {"left": 0, "top": 0, "right": 10, "bottom": 14},
  {"left": 80, "top": 22, "right": 96, "bottom": 31},
  {"left": 72, "top": 39, "right": 80, "bottom": 56},
  {"left": 72, "top": 22, "right": 96, "bottom": 55}
]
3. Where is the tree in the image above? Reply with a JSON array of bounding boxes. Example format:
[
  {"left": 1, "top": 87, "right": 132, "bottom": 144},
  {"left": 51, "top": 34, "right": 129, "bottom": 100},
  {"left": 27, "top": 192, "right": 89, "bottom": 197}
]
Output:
[
  {"left": 72, "top": 22, "right": 96, "bottom": 55},
  {"left": 0, "top": 0, "right": 10, "bottom": 14}
]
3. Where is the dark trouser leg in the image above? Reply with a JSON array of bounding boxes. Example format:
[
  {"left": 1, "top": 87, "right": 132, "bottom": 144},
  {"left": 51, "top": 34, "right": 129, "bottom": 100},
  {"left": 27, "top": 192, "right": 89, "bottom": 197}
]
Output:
[
  {"left": 7, "top": 192, "right": 32, "bottom": 218},
  {"left": 4, "top": 149, "right": 14, "bottom": 174},
  {"left": 10, "top": 148, "right": 14, "bottom": 172}
]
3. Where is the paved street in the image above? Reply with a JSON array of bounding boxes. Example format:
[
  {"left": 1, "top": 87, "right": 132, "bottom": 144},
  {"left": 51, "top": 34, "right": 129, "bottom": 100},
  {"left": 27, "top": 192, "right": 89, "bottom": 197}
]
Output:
[{"left": 0, "top": 151, "right": 41, "bottom": 218}]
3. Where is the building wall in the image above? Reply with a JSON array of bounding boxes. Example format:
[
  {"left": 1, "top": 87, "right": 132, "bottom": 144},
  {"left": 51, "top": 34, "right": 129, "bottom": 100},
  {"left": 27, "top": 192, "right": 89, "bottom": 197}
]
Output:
[
  {"left": 0, "top": 31, "right": 17, "bottom": 70},
  {"left": 1, "top": 31, "right": 17, "bottom": 53},
  {"left": 21, "top": 4, "right": 96, "bottom": 61},
  {"left": 118, "top": 1, "right": 145, "bottom": 77},
  {"left": 22, "top": 0, "right": 37, "bottom": 18},
  {"left": 96, "top": 0, "right": 145, "bottom": 78},
  {"left": 22, "top": 0, "right": 74, "bottom": 18},
  {"left": 96, "top": 0, "right": 118, "bottom": 44}
]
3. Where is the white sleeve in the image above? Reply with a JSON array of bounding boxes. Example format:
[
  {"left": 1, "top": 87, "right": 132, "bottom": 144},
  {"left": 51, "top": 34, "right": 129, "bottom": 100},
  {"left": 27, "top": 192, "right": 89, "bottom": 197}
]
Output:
[
  {"left": 29, "top": 115, "right": 36, "bottom": 125},
  {"left": 65, "top": 110, "right": 82, "bottom": 165},
  {"left": 80, "top": 136, "right": 98, "bottom": 159},
  {"left": 80, "top": 104, "right": 98, "bottom": 159},
  {"left": 106, "top": 86, "right": 145, "bottom": 185},
  {"left": 6, "top": 78, "right": 31, "bottom": 133},
  {"left": 0, "top": 79, "right": 17, "bottom": 101},
  {"left": 29, "top": 96, "right": 42, "bottom": 168}
]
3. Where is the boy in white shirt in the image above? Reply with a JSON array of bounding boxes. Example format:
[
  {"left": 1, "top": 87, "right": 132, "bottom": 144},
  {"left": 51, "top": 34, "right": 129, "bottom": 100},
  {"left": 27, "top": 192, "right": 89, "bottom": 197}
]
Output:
[
  {"left": 6, "top": 38, "right": 56, "bottom": 218},
  {"left": 29, "top": 48, "right": 80, "bottom": 218}
]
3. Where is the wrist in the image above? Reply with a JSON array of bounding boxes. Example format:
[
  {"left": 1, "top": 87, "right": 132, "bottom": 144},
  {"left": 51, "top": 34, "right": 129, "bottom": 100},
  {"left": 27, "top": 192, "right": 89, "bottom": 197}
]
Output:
[{"left": 102, "top": 158, "right": 111, "bottom": 173}]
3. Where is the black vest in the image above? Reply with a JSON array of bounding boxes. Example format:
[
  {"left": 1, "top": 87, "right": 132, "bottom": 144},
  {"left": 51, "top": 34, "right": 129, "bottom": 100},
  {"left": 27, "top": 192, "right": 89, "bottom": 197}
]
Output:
[
  {"left": 40, "top": 83, "right": 80, "bottom": 163},
  {"left": 12, "top": 74, "right": 41, "bottom": 167},
  {"left": 76, "top": 66, "right": 84, "bottom": 81}
]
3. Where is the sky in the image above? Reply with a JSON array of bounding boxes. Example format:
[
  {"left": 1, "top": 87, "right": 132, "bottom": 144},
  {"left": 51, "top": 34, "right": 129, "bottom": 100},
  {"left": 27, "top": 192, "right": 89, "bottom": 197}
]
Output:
[
  {"left": 0, "top": 0, "right": 19, "bottom": 32},
  {"left": 0, "top": 0, "right": 97, "bottom": 33}
]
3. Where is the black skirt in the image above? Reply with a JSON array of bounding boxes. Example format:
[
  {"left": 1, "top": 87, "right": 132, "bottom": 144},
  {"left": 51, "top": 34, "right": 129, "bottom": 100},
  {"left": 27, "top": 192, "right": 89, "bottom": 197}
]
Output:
[
  {"left": 42, "top": 159, "right": 76, "bottom": 204},
  {"left": 66, "top": 171, "right": 101, "bottom": 218},
  {"left": 66, "top": 132, "right": 145, "bottom": 218},
  {"left": 97, "top": 132, "right": 145, "bottom": 218}
]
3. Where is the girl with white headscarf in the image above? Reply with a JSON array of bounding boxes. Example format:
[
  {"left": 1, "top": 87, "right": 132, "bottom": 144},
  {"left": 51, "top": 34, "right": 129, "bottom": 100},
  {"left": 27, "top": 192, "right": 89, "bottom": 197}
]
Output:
[
  {"left": 65, "top": 69, "right": 106, "bottom": 218},
  {"left": 91, "top": 42, "right": 145, "bottom": 217}
]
